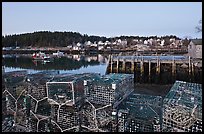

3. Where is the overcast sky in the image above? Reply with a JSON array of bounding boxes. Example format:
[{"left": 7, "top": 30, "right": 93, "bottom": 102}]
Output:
[{"left": 2, "top": 2, "right": 202, "bottom": 38}]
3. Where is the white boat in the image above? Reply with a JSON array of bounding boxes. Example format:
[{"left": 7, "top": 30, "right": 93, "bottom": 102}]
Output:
[
  {"left": 53, "top": 51, "right": 64, "bottom": 57},
  {"left": 32, "top": 51, "right": 50, "bottom": 60}
]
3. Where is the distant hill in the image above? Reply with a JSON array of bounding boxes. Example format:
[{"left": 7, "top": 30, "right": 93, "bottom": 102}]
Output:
[
  {"left": 2, "top": 31, "right": 180, "bottom": 48},
  {"left": 2, "top": 31, "right": 107, "bottom": 48}
]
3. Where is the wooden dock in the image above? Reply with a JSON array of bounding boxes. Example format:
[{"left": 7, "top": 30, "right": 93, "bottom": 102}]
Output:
[{"left": 106, "top": 55, "right": 202, "bottom": 84}]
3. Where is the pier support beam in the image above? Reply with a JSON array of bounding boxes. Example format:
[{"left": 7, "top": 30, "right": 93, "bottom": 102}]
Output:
[
  {"left": 172, "top": 57, "right": 176, "bottom": 75},
  {"left": 158, "top": 61, "right": 161, "bottom": 74},
  {"left": 122, "top": 60, "right": 126, "bottom": 73},
  {"left": 131, "top": 61, "right": 134, "bottom": 73},
  {"left": 110, "top": 55, "right": 113, "bottom": 73},
  {"left": 148, "top": 60, "right": 151, "bottom": 83},
  {"left": 189, "top": 56, "right": 191, "bottom": 76},
  {"left": 191, "top": 62, "right": 194, "bottom": 76},
  {"left": 148, "top": 60, "right": 151, "bottom": 77},
  {"left": 140, "top": 60, "right": 144, "bottom": 75},
  {"left": 135, "top": 62, "right": 138, "bottom": 73},
  {"left": 135, "top": 59, "right": 138, "bottom": 73},
  {"left": 156, "top": 56, "right": 160, "bottom": 74},
  {"left": 116, "top": 59, "right": 119, "bottom": 73}
]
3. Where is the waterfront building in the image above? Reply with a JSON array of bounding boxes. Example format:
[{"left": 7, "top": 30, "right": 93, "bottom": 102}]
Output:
[
  {"left": 188, "top": 39, "right": 202, "bottom": 59},
  {"left": 162, "top": 80, "right": 202, "bottom": 132}
]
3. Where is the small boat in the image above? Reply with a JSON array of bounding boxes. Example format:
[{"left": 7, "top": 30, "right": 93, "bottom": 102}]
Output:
[
  {"left": 32, "top": 51, "right": 50, "bottom": 60},
  {"left": 53, "top": 50, "right": 64, "bottom": 57}
]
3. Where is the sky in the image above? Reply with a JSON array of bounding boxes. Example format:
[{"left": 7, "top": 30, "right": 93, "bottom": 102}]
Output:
[{"left": 2, "top": 2, "right": 202, "bottom": 38}]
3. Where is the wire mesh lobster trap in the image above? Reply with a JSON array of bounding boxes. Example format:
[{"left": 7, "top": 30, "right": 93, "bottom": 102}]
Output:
[
  {"left": 117, "top": 93, "right": 162, "bottom": 132},
  {"left": 162, "top": 80, "right": 202, "bottom": 132}
]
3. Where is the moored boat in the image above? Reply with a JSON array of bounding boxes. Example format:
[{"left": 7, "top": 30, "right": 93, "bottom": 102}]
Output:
[
  {"left": 32, "top": 51, "right": 50, "bottom": 60},
  {"left": 53, "top": 50, "right": 64, "bottom": 57}
]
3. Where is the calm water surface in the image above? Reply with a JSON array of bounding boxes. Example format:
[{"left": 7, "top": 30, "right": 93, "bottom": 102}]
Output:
[{"left": 3, "top": 54, "right": 109, "bottom": 75}]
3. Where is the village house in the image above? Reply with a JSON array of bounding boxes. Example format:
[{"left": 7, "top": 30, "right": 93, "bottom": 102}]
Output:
[
  {"left": 136, "top": 44, "right": 149, "bottom": 51},
  {"left": 67, "top": 45, "right": 72, "bottom": 50},
  {"left": 144, "top": 40, "right": 148, "bottom": 45},
  {"left": 71, "top": 42, "right": 82, "bottom": 51},
  {"left": 98, "top": 41, "right": 104, "bottom": 51},
  {"left": 88, "top": 42, "right": 98, "bottom": 51},
  {"left": 104, "top": 41, "right": 111, "bottom": 46},
  {"left": 73, "top": 45, "right": 80, "bottom": 51},
  {"left": 98, "top": 45, "right": 104, "bottom": 51},
  {"left": 160, "top": 39, "right": 165, "bottom": 47}
]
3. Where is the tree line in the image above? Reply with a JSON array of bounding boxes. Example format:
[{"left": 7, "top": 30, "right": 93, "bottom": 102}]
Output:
[{"left": 2, "top": 31, "right": 180, "bottom": 48}]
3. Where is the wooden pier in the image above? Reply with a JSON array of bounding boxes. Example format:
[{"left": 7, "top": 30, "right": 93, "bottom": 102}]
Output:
[{"left": 106, "top": 55, "right": 202, "bottom": 84}]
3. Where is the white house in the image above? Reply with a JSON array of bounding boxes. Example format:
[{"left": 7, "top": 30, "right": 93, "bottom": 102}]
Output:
[
  {"left": 98, "top": 41, "right": 104, "bottom": 45},
  {"left": 133, "top": 39, "right": 139, "bottom": 43},
  {"left": 77, "top": 42, "right": 82, "bottom": 47},
  {"left": 170, "top": 38, "right": 176, "bottom": 43},
  {"left": 148, "top": 38, "right": 153, "bottom": 45},
  {"left": 67, "top": 45, "right": 72, "bottom": 49},
  {"left": 121, "top": 40, "right": 127, "bottom": 46},
  {"left": 73, "top": 46, "right": 80, "bottom": 51},
  {"left": 98, "top": 45, "right": 104, "bottom": 51},
  {"left": 136, "top": 44, "right": 149, "bottom": 51},
  {"left": 160, "top": 40, "right": 165, "bottom": 46},
  {"left": 85, "top": 41, "right": 92, "bottom": 46},
  {"left": 104, "top": 41, "right": 111, "bottom": 45},
  {"left": 91, "top": 43, "right": 98, "bottom": 47},
  {"left": 144, "top": 40, "right": 148, "bottom": 45},
  {"left": 157, "top": 38, "right": 161, "bottom": 42},
  {"left": 117, "top": 39, "right": 122, "bottom": 43},
  {"left": 112, "top": 42, "right": 117, "bottom": 45}
]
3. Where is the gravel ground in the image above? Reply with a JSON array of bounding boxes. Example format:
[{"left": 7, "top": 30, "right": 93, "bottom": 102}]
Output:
[{"left": 134, "top": 83, "right": 173, "bottom": 98}]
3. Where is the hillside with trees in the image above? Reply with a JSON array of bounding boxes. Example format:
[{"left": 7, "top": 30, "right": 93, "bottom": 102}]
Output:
[{"left": 2, "top": 31, "right": 180, "bottom": 48}]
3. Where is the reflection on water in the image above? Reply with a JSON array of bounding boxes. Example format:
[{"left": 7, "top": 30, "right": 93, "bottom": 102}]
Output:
[{"left": 3, "top": 54, "right": 109, "bottom": 75}]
